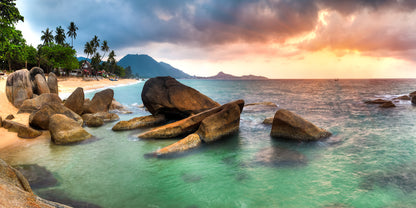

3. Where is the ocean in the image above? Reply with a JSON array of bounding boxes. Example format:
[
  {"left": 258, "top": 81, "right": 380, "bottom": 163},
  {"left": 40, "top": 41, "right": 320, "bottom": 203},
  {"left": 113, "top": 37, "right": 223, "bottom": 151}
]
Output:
[{"left": 2, "top": 79, "right": 416, "bottom": 208}]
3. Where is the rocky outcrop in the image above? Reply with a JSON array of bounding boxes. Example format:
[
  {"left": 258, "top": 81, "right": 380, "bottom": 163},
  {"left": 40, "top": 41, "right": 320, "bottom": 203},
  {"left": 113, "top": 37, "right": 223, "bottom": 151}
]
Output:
[
  {"left": 270, "top": 109, "right": 332, "bottom": 141},
  {"left": 34, "top": 74, "right": 50, "bottom": 94},
  {"left": 92, "top": 112, "right": 119, "bottom": 122},
  {"left": 139, "top": 100, "right": 243, "bottom": 139},
  {"left": 394, "top": 95, "right": 410, "bottom": 100},
  {"left": 5, "top": 69, "right": 33, "bottom": 108},
  {"left": 29, "top": 103, "right": 83, "bottom": 130},
  {"left": 64, "top": 87, "right": 84, "bottom": 115},
  {"left": 112, "top": 114, "right": 166, "bottom": 131},
  {"left": 83, "top": 89, "right": 114, "bottom": 113},
  {"left": 0, "top": 159, "right": 70, "bottom": 208},
  {"left": 18, "top": 93, "right": 62, "bottom": 114},
  {"left": 82, "top": 114, "right": 104, "bottom": 127},
  {"left": 379, "top": 101, "right": 396, "bottom": 108},
  {"left": 2, "top": 120, "right": 42, "bottom": 138},
  {"left": 410, "top": 91, "right": 416, "bottom": 98},
  {"left": 365, "top": 99, "right": 391, "bottom": 104},
  {"left": 49, "top": 114, "right": 92, "bottom": 144},
  {"left": 141, "top": 76, "right": 220, "bottom": 119},
  {"left": 47, "top": 72, "right": 58, "bottom": 94},
  {"left": 147, "top": 100, "right": 244, "bottom": 157},
  {"left": 262, "top": 117, "right": 273, "bottom": 125}
]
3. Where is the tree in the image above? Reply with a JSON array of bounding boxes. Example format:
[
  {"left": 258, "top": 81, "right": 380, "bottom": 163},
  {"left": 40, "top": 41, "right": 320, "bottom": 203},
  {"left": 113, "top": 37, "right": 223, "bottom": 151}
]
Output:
[
  {"left": 41, "top": 28, "right": 54, "bottom": 46},
  {"left": 39, "top": 44, "right": 78, "bottom": 73},
  {"left": 92, "top": 35, "right": 100, "bottom": 49},
  {"left": 67, "top": 21, "right": 78, "bottom": 47},
  {"left": 101, "top": 40, "right": 109, "bottom": 61},
  {"left": 91, "top": 52, "right": 101, "bottom": 75},
  {"left": 54, "top": 26, "right": 66, "bottom": 45},
  {"left": 107, "top": 50, "right": 116, "bottom": 73},
  {"left": 0, "top": 0, "right": 25, "bottom": 71},
  {"left": 84, "top": 41, "right": 93, "bottom": 59}
]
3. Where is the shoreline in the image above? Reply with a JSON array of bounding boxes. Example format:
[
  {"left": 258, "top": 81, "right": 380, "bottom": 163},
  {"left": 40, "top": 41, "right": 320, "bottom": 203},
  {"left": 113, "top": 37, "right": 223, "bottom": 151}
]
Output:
[{"left": 0, "top": 77, "right": 139, "bottom": 151}]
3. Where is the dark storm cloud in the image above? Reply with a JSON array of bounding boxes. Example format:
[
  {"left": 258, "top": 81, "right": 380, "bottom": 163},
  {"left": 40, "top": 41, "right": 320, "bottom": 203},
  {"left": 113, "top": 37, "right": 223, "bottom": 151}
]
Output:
[{"left": 20, "top": 0, "right": 416, "bottom": 60}]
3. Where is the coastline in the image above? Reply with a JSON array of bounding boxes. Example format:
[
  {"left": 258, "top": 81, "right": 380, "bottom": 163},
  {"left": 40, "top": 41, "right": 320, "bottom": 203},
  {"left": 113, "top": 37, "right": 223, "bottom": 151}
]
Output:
[{"left": 0, "top": 77, "right": 139, "bottom": 150}]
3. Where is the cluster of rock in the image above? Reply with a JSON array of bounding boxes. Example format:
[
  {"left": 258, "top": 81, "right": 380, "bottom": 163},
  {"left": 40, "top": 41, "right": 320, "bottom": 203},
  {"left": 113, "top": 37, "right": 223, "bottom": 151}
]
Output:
[
  {"left": 365, "top": 91, "right": 416, "bottom": 108},
  {"left": 113, "top": 76, "right": 332, "bottom": 157},
  {"left": 3, "top": 67, "right": 122, "bottom": 145}
]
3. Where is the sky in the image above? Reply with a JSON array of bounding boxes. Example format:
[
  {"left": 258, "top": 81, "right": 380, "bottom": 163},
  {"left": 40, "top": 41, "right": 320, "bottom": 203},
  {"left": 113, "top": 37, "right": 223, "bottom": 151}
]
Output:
[{"left": 15, "top": 0, "right": 416, "bottom": 79}]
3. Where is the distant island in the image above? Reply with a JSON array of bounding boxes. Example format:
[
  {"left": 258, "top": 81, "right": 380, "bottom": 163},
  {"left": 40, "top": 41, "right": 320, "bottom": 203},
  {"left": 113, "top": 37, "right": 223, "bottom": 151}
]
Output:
[{"left": 196, "top": 71, "right": 268, "bottom": 80}]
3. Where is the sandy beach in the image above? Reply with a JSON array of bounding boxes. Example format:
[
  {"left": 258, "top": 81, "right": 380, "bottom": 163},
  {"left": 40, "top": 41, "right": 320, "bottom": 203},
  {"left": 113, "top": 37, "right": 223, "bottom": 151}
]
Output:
[{"left": 0, "top": 76, "right": 139, "bottom": 150}]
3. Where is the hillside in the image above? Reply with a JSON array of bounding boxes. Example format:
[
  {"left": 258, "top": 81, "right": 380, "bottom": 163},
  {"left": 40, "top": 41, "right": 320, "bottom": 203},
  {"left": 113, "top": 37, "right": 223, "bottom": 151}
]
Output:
[
  {"left": 117, "top": 54, "right": 191, "bottom": 78},
  {"left": 200, "top": 71, "right": 268, "bottom": 80}
]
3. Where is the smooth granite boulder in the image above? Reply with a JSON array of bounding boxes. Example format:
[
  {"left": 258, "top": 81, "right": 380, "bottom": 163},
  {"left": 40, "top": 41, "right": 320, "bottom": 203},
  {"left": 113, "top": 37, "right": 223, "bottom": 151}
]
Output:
[
  {"left": 18, "top": 93, "right": 62, "bottom": 114},
  {"left": 64, "top": 87, "right": 84, "bottom": 115},
  {"left": 84, "top": 89, "right": 114, "bottom": 113},
  {"left": 112, "top": 114, "right": 166, "bottom": 131},
  {"left": 141, "top": 76, "right": 220, "bottom": 119},
  {"left": 5, "top": 69, "right": 33, "bottom": 108},
  {"left": 270, "top": 109, "right": 332, "bottom": 141},
  {"left": 93, "top": 112, "right": 119, "bottom": 122},
  {"left": 82, "top": 114, "right": 104, "bottom": 127},
  {"left": 47, "top": 72, "right": 58, "bottom": 94},
  {"left": 29, "top": 67, "right": 46, "bottom": 95},
  {"left": 2, "top": 120, "right": 42, "bottom": 138},
  {"left": 34, "top": 74, "right": 50, "bottom": 95},
  {"left": 29, "top": 103, "right": 83, "bottom": 130},
  {"left": 152, "top": 133, "right": 202, "bottom": 156},
  {"left": 0, "top": 159, "right": 70, "bottom": 208},
  {"left": 49, "top": 114, "right": 92, "bottom": 144}
]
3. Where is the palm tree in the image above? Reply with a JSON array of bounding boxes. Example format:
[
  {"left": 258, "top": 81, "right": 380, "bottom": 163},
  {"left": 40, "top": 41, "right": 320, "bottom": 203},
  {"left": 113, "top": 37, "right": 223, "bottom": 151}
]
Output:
[
  {"left": 67, "top": 22, "right": 78, "bottom": 47},
  {"left": 91, "top": 35, "right": 100, "bottom": 54},
  {"left": 54, "top": 26, "right": 66, "bottom": 45},
  {"left": 107, "top": 50, "right": 116, "bottom": 73},
  {"left": 41, "top": 28, "right": 54, "bottom": 45},
  {"left": 101, "top": 40, "right": 109, "bottom": 61},
  {"left": 84, "top": 41, "right": 93, "bottom": 59}
]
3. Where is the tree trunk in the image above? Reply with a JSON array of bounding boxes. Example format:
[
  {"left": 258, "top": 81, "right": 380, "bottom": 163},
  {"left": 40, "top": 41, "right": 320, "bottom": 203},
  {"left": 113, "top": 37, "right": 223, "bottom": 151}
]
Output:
[{"left": 8, "top": 59, "right": 11, "bottom": 71}]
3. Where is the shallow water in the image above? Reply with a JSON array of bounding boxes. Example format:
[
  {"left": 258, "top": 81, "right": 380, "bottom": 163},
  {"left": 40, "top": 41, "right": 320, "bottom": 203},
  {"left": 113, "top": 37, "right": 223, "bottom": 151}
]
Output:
[{"left": 2, "top": 79, "right": 416, "bottom": 208}]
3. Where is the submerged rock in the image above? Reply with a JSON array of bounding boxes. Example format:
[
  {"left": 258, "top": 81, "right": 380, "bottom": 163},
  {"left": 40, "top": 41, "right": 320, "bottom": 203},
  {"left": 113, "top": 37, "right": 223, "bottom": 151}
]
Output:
[
  {"left": 14, "top": 164, "right": 58, "bottom": 189},
  {"left": 84, "top": 89, "right": 114, "bottom": 113},
  {"left": 64, "top": 87, "right": 84, "bottom": 115},
  {"left": 262, "top": 117, "right": 274, "bottom": 125},
  {"left": 394, "top": 95, "right": 410, "bottom": 100},
  {"left": 49, "top": 114, "right": 92, "bottom": 144},
  {"left": 2, "top": 120, "right": 42, "bottom": 138},
  {"left": 253, "top": 146, "right": 306, "bottom": 167},
  {"left": 47, "top": 72, "right": 59, "bottom": 94},
  {"left": 379, "top": 101, "right": 396, "bottom": 108},
  {"left": 37, "top": 189, "right": 101, "bottom": 208},
  {"left": 112, "top": 114, "right": 166, "bottom": 131},
  {"left": 18, "top": 93, "right": 62, "bottom": 114},
  {"left": 29, "top": 102, "right": 83, "bottom": 130},
  {"left": 361, "top": 165, "right": 416, "bottom": 193},
  {"left": 0, "top": 159, "right": 69, "bottom": 207},
  {"left": 364, "top": 99, "right": 391, "bottom": 104},
  {"left": 141, "top": 76, "right": 220, "bottom": 119},
  {"left": 5, "top": 69, "right": 33, "bottom": 108},
  {"left": 270, "top": 109, "right": 331, "bottom": 141}
]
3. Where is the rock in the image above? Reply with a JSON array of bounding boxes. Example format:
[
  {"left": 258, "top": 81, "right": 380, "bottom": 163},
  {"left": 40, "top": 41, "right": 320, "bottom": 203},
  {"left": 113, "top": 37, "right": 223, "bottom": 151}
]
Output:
[
  {"left": 109, "top": 99, "right": 132, "bottom": 114},
  {"left": 29, "top": 103, "right": 83, "bottom": 130},
  {"left": 5, "top": 114, "right": 14, "bottom": 120},
  {"left": 82, "top": 114, "right": 104, "bottom": 127},
  {"left": 412, "top": 96, "right": 416, "bottom": 105},
  {"left": 34, "top": 74, "right": 50, "bottom": 94},
  {"left": 84, "top": 89, "right": 114, "bottom": 113},
  {"left": 64, "top": 87, "right": 84, "bottom": 115},
  {"left": 29, "top": 67, "right": 46, "bottom": 95},
  {"left": 270, "top": 109, "right": 332, "bottom": 141},
  {"left": 2, "top": 120, "right": 42, "bottom": 138},
  {"left": 410, "top": 91, "right": 416, "bottom": 98},
  {"left": 83, "top": 98, "right": 91, "bottom": 113},
  {"left": 139, "top": 100, "right": 244, "bottom": 139},
  {"left": 49, "top": 114, "right": 92, "bottom": 144},
  {"left": 197, "top": 101, "right": 242, "bottom": 143},
  {"left": 253, "top": 146, "right": 307, "bottom": 167},
  {"left": 5, "top": 69, "right": 33, "bottom": 107},
  {"left": 18, "top": 93, "right": 62, "bottom": 114},
  {"left": 112, "top": 114, "right": 166, "bottom": 131},
  {"left": 379, "top": 101, "right": 396, "bottom": 108},
  {"left": 141, "top": 76, "right": 220, "bottom": 119},
  {"left": 262, "top": 117, "right": 273, "bottom": 125},
  {"left": 364, "top": 99, "right": 391, "bottom": 104},
  {"left": 14, "top": 164, "right": 58, "bottom": 189},
  {"left": 93, "top": 112, "right": 119, "bottom": 122},
  {"left": 0, "top": 159, "right": 70, "bottom": 208},
  {"left": 47, "top": 72, "right": 58, "bottom": 94},
  {"left": 151, "top": 134, "right": 202, "bottom": 157},
  {"left": 0, "top": 116, "right": 2, "bottom": 127},
  {"left": 394, "top": 95, "right": 410, "bottom": 100}
]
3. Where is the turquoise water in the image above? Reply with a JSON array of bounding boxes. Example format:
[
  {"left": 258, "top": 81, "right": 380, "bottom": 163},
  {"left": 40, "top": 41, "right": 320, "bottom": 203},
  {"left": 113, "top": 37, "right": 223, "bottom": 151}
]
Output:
[{"left": 2, "top": 79, "right": 416, "bottom": 207}]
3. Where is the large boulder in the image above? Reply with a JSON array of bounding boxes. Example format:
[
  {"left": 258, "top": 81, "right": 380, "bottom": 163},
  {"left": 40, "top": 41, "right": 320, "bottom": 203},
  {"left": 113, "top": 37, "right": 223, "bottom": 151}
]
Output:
[
  {"left": 5, "top": 69, "right": 33, "bottom": 108},
  {"left": 47, "top": 72, "right": 58, "bottom": 94},
  {"left": 151, "top": 133, "right": 202, "bottom": 157},
  {"left": 34, "top": 74, "right": 50, "bottom": 94},
  {"left": 49, "top": 114, "right": 92, "bottom": 144},
  {"left": 64, "top": 87, "right": 84, "bottom": 115},
  {"left": 112, "top": 114, "right": 166, "bottom": 131},
  {"left": 29, "top": 103, "right": 83, "bottom": 130},
  {"left": 412, "top": 96, "right": 416, "bottom": 105},
  {"left": 2, "top": 120, "right": 42, "bottom": 138},
  {"left": 270, "top": 109, "right": 332, "bottom": 141},
  {"left": 82, "top": 114, "right": 104, "bottom": 127},
  {"left": 29, "top": 67, "right": 46, "bottom": 95},
  {"left": 0, "top": 159, "right": 70, "bottom": 208},
  {"left": 84, "top": 89, "right": 114, "bottom": 113},
  {"left": 92, "top": 112, "right": 119, "bottom": 122},
  {"left": 18, "top": 93, "right": 62, "bottom": 114},
  {"left": 141, "top": 76, "right": 220, "bottom": 119}
]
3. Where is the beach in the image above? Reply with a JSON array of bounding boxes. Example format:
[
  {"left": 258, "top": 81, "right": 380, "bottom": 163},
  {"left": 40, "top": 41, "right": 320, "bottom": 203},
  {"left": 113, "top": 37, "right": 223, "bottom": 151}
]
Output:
[{"left": 0, "top": 77, "right": 138, "bottom": 150}]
